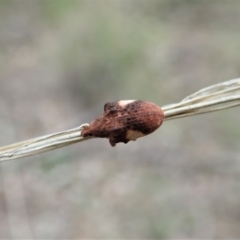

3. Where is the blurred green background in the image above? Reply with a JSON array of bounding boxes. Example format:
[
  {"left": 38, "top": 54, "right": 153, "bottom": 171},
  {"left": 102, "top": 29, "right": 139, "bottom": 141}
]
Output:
[{"left": 0, "top": 0, "right": 240, "bottom": 238}]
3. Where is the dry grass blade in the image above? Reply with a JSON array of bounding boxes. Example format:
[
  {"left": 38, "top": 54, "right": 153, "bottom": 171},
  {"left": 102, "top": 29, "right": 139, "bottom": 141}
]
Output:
[
  {"left": 162, "top": 78, "right": 240, "bottom": 120},
  {"left": 0, "top": 124, "right": 93, "bottom": 161},
  {"left": 0, "top": 78, "right": 240, "bottom": 162}
]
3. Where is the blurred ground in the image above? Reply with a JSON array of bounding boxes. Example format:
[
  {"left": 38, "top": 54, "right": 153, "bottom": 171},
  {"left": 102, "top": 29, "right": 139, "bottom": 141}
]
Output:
[{"left": 0, "top": 0, "right": 240, "bottom": 238}]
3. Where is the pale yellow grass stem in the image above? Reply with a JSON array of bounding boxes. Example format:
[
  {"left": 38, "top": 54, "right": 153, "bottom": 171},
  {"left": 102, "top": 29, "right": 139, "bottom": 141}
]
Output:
[{"left": 1, "top": 78, "right": 240, "bottom": 162}]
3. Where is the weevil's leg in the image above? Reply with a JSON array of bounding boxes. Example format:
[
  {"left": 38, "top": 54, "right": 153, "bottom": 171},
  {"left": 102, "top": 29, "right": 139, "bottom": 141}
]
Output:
[
  {"left": 81, "top": 123, "right": 90, "bottom": 129},
  {"left": 109, "top": 137, "right": 116, "bottom": 147},
  {"left": 108, "top": 129, "right": 129, "bottom": 146}
]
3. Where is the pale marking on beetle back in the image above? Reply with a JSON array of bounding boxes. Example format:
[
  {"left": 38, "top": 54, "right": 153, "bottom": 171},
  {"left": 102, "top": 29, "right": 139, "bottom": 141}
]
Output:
[
  {"left": 118, "top": 100, "right": 136, "bottom": 107},
  {"left": 126, "top": 130, "right": 145, "bottom": 141}
]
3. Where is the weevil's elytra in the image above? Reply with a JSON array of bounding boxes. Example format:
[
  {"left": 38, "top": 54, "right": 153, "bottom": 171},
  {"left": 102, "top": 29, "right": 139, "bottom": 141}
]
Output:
[{"left": 81, "top": 100, "right": 164, "bottom": 146}]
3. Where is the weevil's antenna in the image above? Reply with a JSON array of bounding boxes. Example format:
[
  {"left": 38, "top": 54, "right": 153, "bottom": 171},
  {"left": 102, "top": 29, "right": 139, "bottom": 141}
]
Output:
[{"left": 0, "top": 78, "right": 240, "bottom": 161}]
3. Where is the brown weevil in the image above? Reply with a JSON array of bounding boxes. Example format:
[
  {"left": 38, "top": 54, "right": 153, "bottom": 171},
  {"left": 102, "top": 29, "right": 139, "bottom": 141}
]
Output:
[{"left": 81, "top": 100, "right": 164, "bottom": 146}]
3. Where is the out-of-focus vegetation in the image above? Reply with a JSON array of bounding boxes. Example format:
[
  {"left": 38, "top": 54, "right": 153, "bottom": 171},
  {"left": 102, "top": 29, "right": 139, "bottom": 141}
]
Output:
[{"left": 0, "top": 0, "right": 240, "bottom": 238}]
